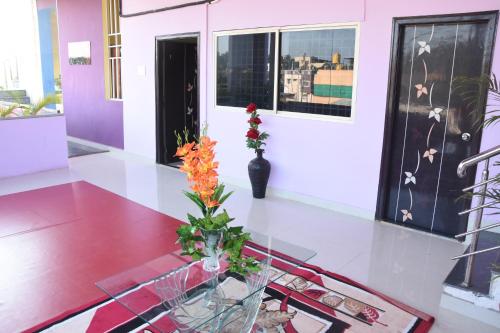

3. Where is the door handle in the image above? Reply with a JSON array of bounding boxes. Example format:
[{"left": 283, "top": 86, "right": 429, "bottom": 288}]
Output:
[{"left": 461, "top": 132, "right": 471, "bottom": 142}]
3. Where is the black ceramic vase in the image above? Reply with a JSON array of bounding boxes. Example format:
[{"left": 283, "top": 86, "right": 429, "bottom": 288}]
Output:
[{"left": 248, "top": 149, "right": 271, "bottom": 199}]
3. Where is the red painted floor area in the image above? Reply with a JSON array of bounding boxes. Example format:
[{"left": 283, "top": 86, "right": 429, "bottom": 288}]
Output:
[{"left": 0, "top": 181, "right": 183, "bottom": 332}]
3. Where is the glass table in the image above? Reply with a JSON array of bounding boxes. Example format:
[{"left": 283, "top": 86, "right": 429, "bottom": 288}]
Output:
[{"left": 96, "top": 230, "right": 316, "bottom": 332}]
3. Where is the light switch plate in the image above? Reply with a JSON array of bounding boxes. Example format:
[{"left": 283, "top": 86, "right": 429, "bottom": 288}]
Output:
[{"left": 137, "top": 65, "right": 146, "bottom": 77}]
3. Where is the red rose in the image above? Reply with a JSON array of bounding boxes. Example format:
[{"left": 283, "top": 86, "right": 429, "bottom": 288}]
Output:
[
  {"left": 246, "top": 103, "right": 257, "bottom": 113},
  {"left": 246, "top": 128, "right": 259, "bottom": 140},
  {"left": 248, "top": 117, "right": 262, "bottom": 125}
]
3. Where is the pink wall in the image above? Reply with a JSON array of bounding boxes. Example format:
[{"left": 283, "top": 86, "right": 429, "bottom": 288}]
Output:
[
  {"left": 57, "top": 0, "right": 124, "bottom": 148},
  {"left": 0, "top": 116, "right": 68, "bottom": 179},
  {"left": 121, "top": 0, "right": 500, "bottom": 217},
  {"left": 121, "top": 0, "right": 195, "bottom": 15},
  {"left": 122, "top": 3, "right": 208, "bottom": 159}
]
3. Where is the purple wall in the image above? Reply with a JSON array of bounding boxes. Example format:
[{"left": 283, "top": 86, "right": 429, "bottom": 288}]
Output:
[
  {"left": 121, "top": 0, "right": 499, "bottom": 217},
  {"left": 0, "top": 116, "right": 68, "bottom": 178},
  {"left": 57, "top": 0, "right": 124, "bottom": 148}
]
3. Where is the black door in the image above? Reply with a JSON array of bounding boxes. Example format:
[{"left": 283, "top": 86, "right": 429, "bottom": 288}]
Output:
[
  {"left": 156, "top": 35, "right": 199, "bottom": 166},
  {"left": 377, "top": 12, "right": 498, "bottom": 237}
]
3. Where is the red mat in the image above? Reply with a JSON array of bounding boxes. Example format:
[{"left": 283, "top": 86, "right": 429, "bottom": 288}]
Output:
[{"left": 0, "top": 181, "right": 182, "bottom": 333}]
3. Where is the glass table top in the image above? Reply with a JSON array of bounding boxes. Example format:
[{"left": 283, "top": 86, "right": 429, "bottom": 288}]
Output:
[{"left": 96, "top": 230, "right": 316, "bottom": 332}]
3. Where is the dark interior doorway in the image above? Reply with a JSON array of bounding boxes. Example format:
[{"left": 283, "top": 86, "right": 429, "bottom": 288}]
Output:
[{"left": 156, "top": 34, "right": 199, "bottom": 167}]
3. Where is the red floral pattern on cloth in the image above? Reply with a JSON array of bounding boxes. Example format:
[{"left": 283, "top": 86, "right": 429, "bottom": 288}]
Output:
[{"left": 28, "top": 244, "right": 434, "bottom": 333}]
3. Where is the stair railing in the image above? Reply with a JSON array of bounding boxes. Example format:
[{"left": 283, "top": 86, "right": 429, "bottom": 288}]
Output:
[{"left": 452, "top": 145, "right": 500, "bottom": 288}]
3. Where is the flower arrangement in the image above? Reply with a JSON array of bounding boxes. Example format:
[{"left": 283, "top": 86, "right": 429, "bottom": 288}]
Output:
[
  {"left": 245, "top": 103, "right": 269, "bottom": 152},
  {"left": 174, "top": 129, "right": 259, "bottom": 275}
]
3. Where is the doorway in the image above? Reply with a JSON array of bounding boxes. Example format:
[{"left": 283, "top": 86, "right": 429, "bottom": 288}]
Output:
[
  {"left": 376, "top": 12, "right": 498, "bottom": 237},
  {"left": 156, "top": 34, "right": 199, "bottom": 167}
]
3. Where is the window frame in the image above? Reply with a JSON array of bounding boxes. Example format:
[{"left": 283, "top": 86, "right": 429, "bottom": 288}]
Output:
[
  {"left": 102, "top": 0, "right": 122, "bottom": 101},
  {"left": 213, "top": 22, "right": 361, "bottom": 123}
]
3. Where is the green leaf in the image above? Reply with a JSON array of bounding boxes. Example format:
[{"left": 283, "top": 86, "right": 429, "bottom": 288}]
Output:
[
  {"left": 209, "top": 210, "right": 234, "bottom": 229},
  {"left": 259, "top": 132, "right": 269, "bottom": 140},
  {"left": 227, "top": 226, "right": 243, "bottom": 234},
  {"left": 218, "top": 190, "right": 233, "bottom": 206},
  {"left": 184, "top": 191, "right": 207, "bottom": 215},
  {"left": 191, "top": 235, "right": 204, "bottom": 242},
  {"left": 212, "top": 184, "right": 224, "bottom": 201},
  {"left": 25, "top": 94, "right": 60, "bottom": 115},
  {"left": 176, "top": 224, "right": 194, "bottom": 237},
  {"left": 0, "top": 104, "right": 19, "bottom": 118},
  {"left": 191, "top": 251, "right": 204, "bottom": 261},
  {"left": 187, "top": 213, "right": 200, "bottom": 226},
  {"left": 226, "top": 255, "right": 261, "bottom": 275}
]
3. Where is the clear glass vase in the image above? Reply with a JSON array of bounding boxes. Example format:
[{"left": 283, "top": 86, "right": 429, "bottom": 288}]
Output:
[
  {"left": 490, "top": 269, "right": 500, "bottom": 300},
  {"left": 201, "top": 228, "right": 223, "bottom": 272}
]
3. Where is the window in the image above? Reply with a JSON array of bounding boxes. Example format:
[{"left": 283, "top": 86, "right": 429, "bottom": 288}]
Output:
[
  {"left": 103, "top": 0, "right": 122, "bottom": 100},
  {"left": 279, "top": 28, "right": 356, "bottom": 117},
  {"left": 216, "top": 33, "right": 275, "bottom": 110},
  {"left": 215, "top": 24, "right": 359, "bottom": 120}
]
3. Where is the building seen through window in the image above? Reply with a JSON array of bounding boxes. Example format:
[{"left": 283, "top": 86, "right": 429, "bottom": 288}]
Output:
[
  {"left": 279, "top": 28, "right": 356, "bottom": 117},
  {"left": 216, "top": 27, "right": 357, "bottom": 118}
]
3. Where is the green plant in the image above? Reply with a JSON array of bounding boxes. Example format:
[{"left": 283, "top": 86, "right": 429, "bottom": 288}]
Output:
[
  {"left": 483, "top": 74, "right": 500, "bottom": 128},
  {"left": 175, "top": 129, "right": 260, "bottom": 275},
  {"left": 472, "top": 74, "right": 499, "bottom": 213},
  {"left": 22, "top": 94, "right": 60, "bottom": 116},
  {"left": 455, "top": 74, "right": 500, "bottom": 229},
  {"left": 0, "top": 103, "right": 20, "bottom": 118},
  {"left": 454, "top": 73, "right": 500, "bottom": 130}
]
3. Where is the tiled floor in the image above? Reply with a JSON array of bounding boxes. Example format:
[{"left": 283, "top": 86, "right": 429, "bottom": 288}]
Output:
[{"left": 0, "top": 147, "right": 497, "bottom": 332}]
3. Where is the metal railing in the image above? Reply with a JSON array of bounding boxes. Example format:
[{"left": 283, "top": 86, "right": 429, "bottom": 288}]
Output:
[{"left": 452, "top": 145, "right": 500, "bottom": 288}]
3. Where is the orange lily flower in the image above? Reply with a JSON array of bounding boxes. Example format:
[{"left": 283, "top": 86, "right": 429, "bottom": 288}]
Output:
[{"left": 177, "top": 136, "right": 221, "bottom": 209}]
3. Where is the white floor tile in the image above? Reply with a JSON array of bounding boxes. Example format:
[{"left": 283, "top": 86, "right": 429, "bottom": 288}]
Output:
[{"left": 0, "top": 148, "right": 493, "bottom": 332}]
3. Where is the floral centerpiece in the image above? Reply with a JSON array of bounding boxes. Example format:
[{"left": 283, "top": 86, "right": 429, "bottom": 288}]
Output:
[
  {"left": 175, "top": 129, "right": 259, "bottom": 274},
  {"left": 245, "top": 103, "right": 269, "bottom": 151},
  {"left": 245, "top": 103, "right": 271, "bottom": 199}
]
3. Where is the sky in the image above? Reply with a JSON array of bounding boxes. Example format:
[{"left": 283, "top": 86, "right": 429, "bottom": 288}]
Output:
[
  {"left": 281, "top": 28, "right": 356, "bottom": 61},
  {"left": 217, "top": 28, "right": 356, "bottom": 63},
  {"left": 0, "top": 0, "right": 37, "bottom": 61}
]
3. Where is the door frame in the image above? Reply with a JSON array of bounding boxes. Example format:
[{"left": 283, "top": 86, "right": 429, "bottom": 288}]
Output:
[
  {"left": 155, "top": 32, "right": 201, "bottom": 165},
  {"left": 375, "top": 11, "right": 499, "bottom": 227}
]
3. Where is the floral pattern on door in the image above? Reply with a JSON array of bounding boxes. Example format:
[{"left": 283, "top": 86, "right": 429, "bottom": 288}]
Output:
[{"left": 382, "top": 18, "right": 492, "bottom": 236}]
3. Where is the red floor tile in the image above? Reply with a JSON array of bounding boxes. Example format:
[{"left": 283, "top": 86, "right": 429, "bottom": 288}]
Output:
[{"left": 0, "top": 181, "right": 183, "bottom": 332}]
